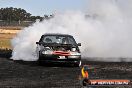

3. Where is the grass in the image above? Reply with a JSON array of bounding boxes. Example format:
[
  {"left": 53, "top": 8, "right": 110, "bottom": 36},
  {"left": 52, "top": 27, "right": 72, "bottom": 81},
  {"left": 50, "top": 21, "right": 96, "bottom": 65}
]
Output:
[
  {"left": 0, "top": 39, "right": 12, "bottom": 49},
  {"left": 0, "top": 33, "right": 16, "bottom": 49}
]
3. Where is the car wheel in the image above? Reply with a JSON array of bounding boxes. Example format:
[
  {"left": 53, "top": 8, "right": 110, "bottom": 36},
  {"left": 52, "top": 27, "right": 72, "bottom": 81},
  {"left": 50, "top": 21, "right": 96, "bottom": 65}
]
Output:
[
  {"left": 78, "top": 60, "right": 82, "bottom": 67},
  {"left": 37, "top": 52, "right": 42, "bottom": 65},
  {"left": 74, "top": 60, "right": 81, "bottom": 67},
  {"left": 38, "top": 60, "right": 42, "bottom": 65}
]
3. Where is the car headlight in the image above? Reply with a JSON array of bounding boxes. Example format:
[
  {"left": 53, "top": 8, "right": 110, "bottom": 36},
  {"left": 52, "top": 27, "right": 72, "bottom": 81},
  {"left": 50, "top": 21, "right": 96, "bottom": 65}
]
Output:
[
  {"left": 68, "top": 52, "right": 81, "bottom": 59},
  {"left": 70, "top": 52, "right": 81, "bottom": 56},
  {"left": 42, "top": 50, "right": 53, "bottom": 55},
  {"left": 71, "top": 48, "right": 76, "bottom": 51}
]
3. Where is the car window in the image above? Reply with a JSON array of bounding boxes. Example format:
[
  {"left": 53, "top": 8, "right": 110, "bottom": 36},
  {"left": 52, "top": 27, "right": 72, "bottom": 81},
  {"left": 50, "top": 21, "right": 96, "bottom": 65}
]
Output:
[
  {"left": 43, "top": 35, "right": 66, "bottom": 44},
  {"left": 68, "top": 37, "right": 76, "bottom": 45},
  {"left": 42, "top": 35, "right": 76, "bottom": 45}
]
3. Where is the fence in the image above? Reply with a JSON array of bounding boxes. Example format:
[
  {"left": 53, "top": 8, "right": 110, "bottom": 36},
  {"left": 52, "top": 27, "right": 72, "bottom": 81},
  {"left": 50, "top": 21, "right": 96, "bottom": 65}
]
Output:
[{"left": 0, "top": 20, "right": 34, "bottom": 27}]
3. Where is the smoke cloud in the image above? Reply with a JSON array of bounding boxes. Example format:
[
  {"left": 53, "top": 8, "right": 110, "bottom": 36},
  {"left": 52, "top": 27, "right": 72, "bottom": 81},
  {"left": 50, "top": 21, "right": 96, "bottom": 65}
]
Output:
[{"left": 11, "top": 0, "right": 132, "bottom": 61}]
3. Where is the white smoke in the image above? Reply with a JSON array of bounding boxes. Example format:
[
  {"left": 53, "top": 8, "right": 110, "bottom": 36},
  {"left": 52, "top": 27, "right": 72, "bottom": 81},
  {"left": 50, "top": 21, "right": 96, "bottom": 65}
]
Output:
[{"left": 11, "top": 0, "right": 132, "bottom": 61}]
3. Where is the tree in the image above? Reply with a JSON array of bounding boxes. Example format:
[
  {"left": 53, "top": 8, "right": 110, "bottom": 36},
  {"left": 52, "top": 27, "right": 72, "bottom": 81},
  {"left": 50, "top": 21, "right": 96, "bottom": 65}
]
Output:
[
  {"left": 0, "top": 7, "right": 52, "bottom": 22},
  {"left": 0, "top": 7, "right": 31, "bottom": 21}
]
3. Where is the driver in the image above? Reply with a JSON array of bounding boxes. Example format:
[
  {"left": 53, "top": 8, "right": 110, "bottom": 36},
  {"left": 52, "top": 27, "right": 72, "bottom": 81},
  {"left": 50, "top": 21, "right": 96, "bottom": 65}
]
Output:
[
  {"left": 62, "top": 38, "right": 68, "bottom": 44},
  {"left": 45, "top": 38, "right": 52, "bottom": 43}
]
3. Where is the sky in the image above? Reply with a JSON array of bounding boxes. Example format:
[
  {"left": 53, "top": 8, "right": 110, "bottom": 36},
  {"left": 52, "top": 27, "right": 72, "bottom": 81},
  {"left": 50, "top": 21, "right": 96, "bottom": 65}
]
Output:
[{"left": 0, "top": 0, "right": 87, "bottom": 16}]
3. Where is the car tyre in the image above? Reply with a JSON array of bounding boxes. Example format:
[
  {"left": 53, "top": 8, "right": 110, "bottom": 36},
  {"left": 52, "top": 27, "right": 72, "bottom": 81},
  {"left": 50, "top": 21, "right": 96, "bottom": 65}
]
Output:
[
  {"left": 37, "top": 52, "right": 42, "bottom": 65},
  {"left": 74, "top": 60, "right": 81, "bottom": 67}
]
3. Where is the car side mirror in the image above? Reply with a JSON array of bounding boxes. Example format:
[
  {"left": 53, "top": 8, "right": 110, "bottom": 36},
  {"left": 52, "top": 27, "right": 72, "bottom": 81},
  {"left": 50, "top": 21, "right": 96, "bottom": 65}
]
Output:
[
  {"left": 36, "top": 42, "right": 39, "bottom": 44},
  {"left": 77, "top": 43, "right": 81, "bottom": 46}
]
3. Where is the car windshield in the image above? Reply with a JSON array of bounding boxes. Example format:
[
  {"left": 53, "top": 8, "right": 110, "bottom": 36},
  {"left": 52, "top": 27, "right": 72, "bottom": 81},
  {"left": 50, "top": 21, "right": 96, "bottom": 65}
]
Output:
[{"left": 41, "top": 35, "right": 76, "bottom": 45}]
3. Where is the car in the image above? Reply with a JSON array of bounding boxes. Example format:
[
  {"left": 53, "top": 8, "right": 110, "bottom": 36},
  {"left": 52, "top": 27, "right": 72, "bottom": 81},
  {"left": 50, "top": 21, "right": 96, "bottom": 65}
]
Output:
[{"left": 36, "top": 33, "right": 81, "bottom": 66}]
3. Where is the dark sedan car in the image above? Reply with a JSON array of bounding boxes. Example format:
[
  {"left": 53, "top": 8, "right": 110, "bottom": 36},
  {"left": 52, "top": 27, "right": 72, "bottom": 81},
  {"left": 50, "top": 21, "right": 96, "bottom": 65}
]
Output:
[{"left": 36, "top": 33, "right": 81, "bottom": 66}]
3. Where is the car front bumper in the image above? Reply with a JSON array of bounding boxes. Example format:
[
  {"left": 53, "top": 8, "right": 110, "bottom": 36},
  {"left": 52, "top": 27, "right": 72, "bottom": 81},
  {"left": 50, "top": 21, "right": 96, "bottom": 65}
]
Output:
[{"left": 39, "top": 54, "right": 81, "bottom": 63}]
